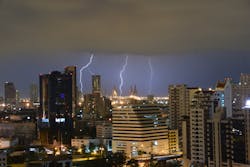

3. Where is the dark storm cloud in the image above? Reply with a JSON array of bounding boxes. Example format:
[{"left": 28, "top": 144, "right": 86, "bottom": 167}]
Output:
[{"left": 0, "top": 0, "right": 250, "bottom": 55}]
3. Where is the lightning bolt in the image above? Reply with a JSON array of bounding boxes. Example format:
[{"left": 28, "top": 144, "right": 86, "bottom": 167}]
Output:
[
  {"left": 88, "top": 69, "right": 95, "bottom": 75},
  {"left": 119, "top": 56, "right": 128, "bottom": 96},
  {"left": 148, "top": 57, "right": 153, "bottom": 95},
  {"left": 79, "top": 54, "right": 94, "bottom": 92}
]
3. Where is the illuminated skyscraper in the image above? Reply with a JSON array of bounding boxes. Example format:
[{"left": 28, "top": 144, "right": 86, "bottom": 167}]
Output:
[
  {"left": 112, "top": 97, "right": 169, "bottom": 159},
  {"left": 39, "top": 69, "right": 76, "bottom": 145},
  {"left": 4, "top": 82, "right": 16, "bottom": 105}
]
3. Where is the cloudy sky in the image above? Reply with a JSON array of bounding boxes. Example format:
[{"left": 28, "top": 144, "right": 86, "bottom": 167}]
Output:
[{"left": 0, "top": 0, "right": 250, "bottom": 97}]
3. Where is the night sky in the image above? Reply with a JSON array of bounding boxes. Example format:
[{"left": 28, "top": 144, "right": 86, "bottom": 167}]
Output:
[{"left": 0, "top": 0, "right": 250, "bottom": 97}]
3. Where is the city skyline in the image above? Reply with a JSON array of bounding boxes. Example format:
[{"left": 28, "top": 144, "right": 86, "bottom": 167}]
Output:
[{"left": 1, "top": 52, "right": 250, "bottom": 97}]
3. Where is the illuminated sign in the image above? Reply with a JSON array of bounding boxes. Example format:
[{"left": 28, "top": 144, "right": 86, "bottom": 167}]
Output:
[{"left": 55, "top": 118, "right": 65, "bottom": 123}]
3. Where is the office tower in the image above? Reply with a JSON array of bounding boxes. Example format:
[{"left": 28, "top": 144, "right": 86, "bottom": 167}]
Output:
[
  {"left": 112, "top": 97, "right": 169, "bottom": 159},
  {"left": 29, "top": 83, "right": 38, "bottom": 103},
  {"left": 65, "top": 66, "right": 77, "bottom": 117},
  {"left": 92, "top": 75, "right": 101, "bottom": 94},
  {"left": 39, "top": 69, "right": 75, "bottom": 145},
  {"left": 189, "top": 89, "right": 215, "bottom": 166},
  {"left": 4, "top": 82, "right": 16, "bottom": 105}
]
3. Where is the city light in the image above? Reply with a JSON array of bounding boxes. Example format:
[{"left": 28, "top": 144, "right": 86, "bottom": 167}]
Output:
[{"left": 244, "top": 99, "right": 250, "bottom": 108}]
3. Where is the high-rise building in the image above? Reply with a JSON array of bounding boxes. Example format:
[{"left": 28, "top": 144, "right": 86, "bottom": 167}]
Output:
[
  {"left": 168, "top": 85, "right": 188, "bottom": 130},
  {"left": 168, "top": 85, "right": 199, "bottom": 155},
  {"left": 92, "top": 75, "right": 101, "bottom": 94},
  {"left": 189, "top": 89, "right": 215, "bottom": 166},
  {"left": 4, "top": 82, "right": 16, "bottom": 105},
  {"left": 215, "top": 78, "right": 233, "bottom": 118},
  {"left": 65, "top": 66, "right": 77, "bottom": 117},
  {"left": 112, "top": 97, "right": 169, "bottom": 159},
  {"left": 207, "top": 106, "right": 250, "bottom": 167},
  {"left": 39, "top": 69, "right": 76, "bottom": 145},
  {"left": 82, "top": 75, "right": 111, "bottom": 120},
  {"left": 29, "top": 83, "right": 38, "bottom": 103},
  {"left": 207, "top": 108, "right": 233, "bottom": 167}
]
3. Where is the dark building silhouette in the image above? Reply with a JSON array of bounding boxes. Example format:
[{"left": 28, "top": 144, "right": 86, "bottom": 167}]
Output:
[
  {"left": 4, "top": 82, "right": 16, "bottom": 105},
  {"left": 64, "top": 66, "right": 77, "bottom": 117},
  {"left": 207, "top": 108, "right": 247, "bottom": 166},
  {"left": 39, "top": 67, "right": 76, "bottom": 145}
]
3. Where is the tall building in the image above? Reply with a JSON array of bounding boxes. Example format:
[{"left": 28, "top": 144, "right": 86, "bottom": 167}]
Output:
[
  {"left": 83, "top": 75, "right": 111, "bottom": 120},
  {"left": 207, "top": 106, "right": 250, "bottom": 167},
  {"left": 112, "top": 97, "right": 169, "bottom": 159},
  {"left": 168, "top": 85, "right": 188, "bottom": 130},
  {"left": 4, "top": 82, "right": 16, "bottom": 105},
  {"left": 92, "top": 75, "right": 101, "bottom": 94},
  {"left": 39, "top": 68, "right": 76, "bottom": 145},
  {"left": 168, "top": 85, "right": 199, "bottom": 155},
  {"left": 64, "top": 66, "right": 77, "bottom": 117},
  {"left": 215, "top": 78, "right": 233, "bottom": 118},
  {"left": 206, "top": 108, "right": 233, "bottom": 167},
  {"left": 83, "top": 93, "right": 111, "bottom": 120},
  {"left": 29, "top": 83, "right": 38, "bottom": 103},
  {"left": 189, "top": 89, "right": 215, "bottom": 166}
]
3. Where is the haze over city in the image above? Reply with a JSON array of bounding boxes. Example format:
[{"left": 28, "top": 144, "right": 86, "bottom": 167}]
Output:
[{"left": 1, "top": 0, "right": 250, "bottom": 97}]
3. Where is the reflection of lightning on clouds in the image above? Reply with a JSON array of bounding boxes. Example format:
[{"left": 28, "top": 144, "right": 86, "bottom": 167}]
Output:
[
  {"left": 119, "top": 56, "right": 128, "bottom": 96},
  {"left": 79, "top": 54, "right": 94, "bottom": 92},
  {"left": 148, "top": 57, "right": 153, "bottom": 95}
]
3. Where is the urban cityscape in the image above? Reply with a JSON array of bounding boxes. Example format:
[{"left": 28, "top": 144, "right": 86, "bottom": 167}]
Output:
[{"left": 1, "top": 1, "right": 250, "bottom": 167}]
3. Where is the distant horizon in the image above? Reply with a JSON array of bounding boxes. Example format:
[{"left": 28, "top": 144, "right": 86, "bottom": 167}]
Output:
[{"left": 0, "top": 52, "right": 250, "bottom": 98}]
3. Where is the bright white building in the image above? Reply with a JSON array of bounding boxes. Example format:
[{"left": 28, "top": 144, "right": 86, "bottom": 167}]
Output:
[{"left": 112, "top": 96, "right": 169, "bottom": 159}]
